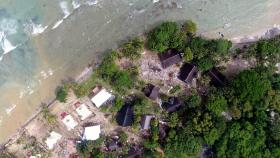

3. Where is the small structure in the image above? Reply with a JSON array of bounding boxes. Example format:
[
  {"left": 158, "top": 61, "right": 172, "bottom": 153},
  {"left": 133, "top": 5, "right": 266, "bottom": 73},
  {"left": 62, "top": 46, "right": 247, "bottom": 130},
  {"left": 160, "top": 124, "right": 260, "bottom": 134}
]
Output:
[
  {"left": 106, "top": 140, "right": 119, "bottom": 151},
  {"left": 91, "top": 88, "right": 113, "bottom": 108},
  {"left": 45, "top": 131, "right": 62, "bottom": 150},
  {"left": 124, "top": 147, "right": 141, "bottom": 158},
  {"left": 143, "top": 84, "right": 160, "bottom": 100},
  {"left": 162, "top": 97, "right": 181, "bottom": 113},
  {"left": 82, "top": 125, "right": 101, "bottom": 141},
  {"left": 140, "top": 115, "right": 154, "bottom": 130},
  {"left": 61, "top": 113, "right": 78, "bottom": 131},
  {"left": 74, "top": 102, "right": 92, "bottom": 120},
  {"left": 206, "top": 68, "right": 227, "bottom": 87},
  {"left": 116, "top": 104, "right": 134, "bottom": 127},
  {"left": 159, "top": 49, "right": 182, "bottom": 69},
  {"left": 178, "top": 63, "right": 198, "bottom": 84}
]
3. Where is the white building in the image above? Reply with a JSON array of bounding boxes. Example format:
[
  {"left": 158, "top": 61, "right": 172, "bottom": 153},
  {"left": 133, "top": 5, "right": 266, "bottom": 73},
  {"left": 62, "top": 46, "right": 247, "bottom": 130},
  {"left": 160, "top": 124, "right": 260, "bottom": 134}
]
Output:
[
  {"left": 45, "top": 131, "right": 62, "bottom": 150},
  {"left": 82, "top": 125, "right": 101, "bottom": 141},
  {"left": 91, "top": 88, "right": 113, "bottom": 108},
  {"left": 62, "top": 114, "right": 78, "bottom": 131},
  {"left": 75, "top": 103, "right": 92, "bottom": 120}
]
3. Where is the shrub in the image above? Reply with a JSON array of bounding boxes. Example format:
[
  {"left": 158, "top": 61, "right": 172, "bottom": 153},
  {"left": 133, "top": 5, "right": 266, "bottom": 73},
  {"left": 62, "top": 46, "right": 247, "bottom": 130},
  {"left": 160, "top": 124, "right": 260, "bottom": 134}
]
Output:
[
  {"left": 111, "top": 71, "right": 133, "bottom": 93},
  {"left": 197, "top": 57, "right": 214, "bottom": 71},
  {"left": 183, "top": 47, "right": 193, "bottom": 62},
  {"left": 42, "top": 106, "right": 57, "bottom": 125},
  {"left": 121, "top": 37, "right": 144, "bottom": 60},
  {"left": 183, "top": 20, "right": 197, "bottom": 34},
  {"left": 56, "top": 86, "right": 68, "bottom": 102},
  {"left": 169, "top": 85, "right": 181, "bottom": 94}
]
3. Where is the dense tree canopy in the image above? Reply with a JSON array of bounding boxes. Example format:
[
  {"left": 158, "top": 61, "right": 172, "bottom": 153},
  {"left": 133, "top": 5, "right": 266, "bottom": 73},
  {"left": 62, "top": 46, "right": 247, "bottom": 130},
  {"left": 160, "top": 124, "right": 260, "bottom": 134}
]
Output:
[
  {"left": 231, "top": 70, "right": 271, "bottom": 105},
  {"left": 165, "top": 128, "right": 202, "bottom": 158},
  {"left": 147, "top": 22, "right": 186, "bottom": 52}
]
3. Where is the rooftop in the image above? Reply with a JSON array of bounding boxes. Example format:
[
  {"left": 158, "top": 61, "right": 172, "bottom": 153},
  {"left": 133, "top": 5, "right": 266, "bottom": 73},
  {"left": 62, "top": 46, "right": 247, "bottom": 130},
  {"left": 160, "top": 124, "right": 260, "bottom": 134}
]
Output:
[
  {"left": 61, "top": 113, "right": 78, "bottom": 131},
  {"left": 74, "top": 102, "right": 92, "bottom": 120},
  {"left": 162, "top": 97, "right": 181, "bottom": 113},
  {"left": 82, "top": 125, "right": 101, "bottom": 141},
  {"left": 143, "top": 84, "right": 160, "bottom": 100},
  {"left": 159, "top": 49, "right": 182, "bottom": 69},
  {"left": 207, "top": 68, "right": 227, "bottom": 87},
  {"left": 116, "top": 104, "right": 134, "bottom": 127},
  {"left": 140, "top": 115, "right": 154, "bottom": 130},
  {"left": 91, "top": 88, "right": 113, "bottom": 108},
  {"left": 178, "top": 63, "right": 198, "bottom": 84}
]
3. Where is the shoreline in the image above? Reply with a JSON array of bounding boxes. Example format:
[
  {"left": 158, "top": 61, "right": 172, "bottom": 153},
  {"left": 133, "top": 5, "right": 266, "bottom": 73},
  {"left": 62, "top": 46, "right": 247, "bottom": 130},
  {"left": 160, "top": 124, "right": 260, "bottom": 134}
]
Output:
[
  {"left": 230, "top": 24, "right": 280, "bottom": 44},
  {"left": 2, "top": 24, "right": 280, "bottom": 149},
  {"left": 0, "top": 65, "right": 94, "bottom": 149}
]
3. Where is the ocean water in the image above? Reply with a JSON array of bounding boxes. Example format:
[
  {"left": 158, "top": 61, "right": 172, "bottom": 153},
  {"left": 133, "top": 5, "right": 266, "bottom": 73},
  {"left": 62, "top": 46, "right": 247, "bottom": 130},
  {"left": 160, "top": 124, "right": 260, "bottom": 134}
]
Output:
[{"left": 0, "top": 0, "right": 280, "bottom": 143}]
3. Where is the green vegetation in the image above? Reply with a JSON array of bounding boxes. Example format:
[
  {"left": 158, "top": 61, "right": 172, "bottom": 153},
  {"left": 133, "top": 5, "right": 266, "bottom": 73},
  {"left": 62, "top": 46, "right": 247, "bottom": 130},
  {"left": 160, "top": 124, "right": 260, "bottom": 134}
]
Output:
[
  {"left": 143, "top": 119, "right": 160, "bottom": 151},
  {"left": 42, "top": 106, "right": 57, "bottom": 125},
  {"left": 76, "top": 137, "right": 105, "bottom": 158},
  {"left": 96, "top": 51, "right": 135, "bottom": 94},
  {"left": 245, "top": 37, "right": 280, "bottom": 65},
  {"left": 197, "top": 57, "right": 214, "bottom": 71},
  {"left": 169, "top": 85, "right": 181, "bottom": 94},
  {"left": 141, "top": 21, "right": 280, "bottom": 158},
  {"left": 56, "top": 86, "right": 68, "bottom": 102},
  {"left": 133, "top": 95, "right": 154, "bottom": 128},
  {"left": 119, "top": 131, "right": 128, "bottom": 144},
  {"left": 167, "top": 113, "right": 179, "bottom": 128},
  {"left": 147, "top": 22, "right": 186, "bottom": 52},
  {"left": 121, "top": 37, "right": 144, "bottom": 60},
  {"left": 165, "top": 129, "right": 202, "bottom": 158},
  {"left": 53, "top": 20, "right": 280, "bottom": 158},
  {"left": 182, "top": 20, "right": 197, "bottom": 34},
  {"left": 183, "top": 47, "right": 194, "bottom": 62}
]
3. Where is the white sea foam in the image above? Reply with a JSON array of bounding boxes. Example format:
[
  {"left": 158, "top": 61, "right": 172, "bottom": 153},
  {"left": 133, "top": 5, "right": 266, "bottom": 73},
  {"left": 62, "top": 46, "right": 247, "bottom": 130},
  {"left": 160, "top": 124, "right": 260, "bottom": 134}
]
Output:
[
  {"left": 86, "top": 0, "right": 98, "bottom": 6},
  {"left": 5, "top": 104, "right": 16, "bottom": 115},
  {"left": 106, "top": 20, "right": 112, "bottom": 24},
  {"left": 19, "top": 90, "right": 24, "bottom": 99},
  {"left": 24, "top": 21, "right": 48, "bottom": 36},
  {"left": 72, "top": 1, "right": 81, "bottom": 9},
  {"left": 31, "top": 23, "right": 48, "bottom": 36},
  {"left": 27, "top": 86, "right": 34, "bottom": 95},
  {"left": 52, "top": 19, "right": 64, "bottom": 30},
  {"left": 40, "top": 70, "right": 48, "bottom": 79},
  {"left": 0, "top": 116, "right": 2, "bottom": 126},
  {"left": 0, "top": 32, "right": 17, "bottom": 55},
  {"left": 48, "top": 68, "right": 54, "bottom": 76},
  {"left": 0, "top": 18, "right": 18, "bottom": 35},
  {"left": 153, "top": 0, "right": 160, "bottom": 3},
  {"left": 60, "top": 1, "right": 71, "bottom": 19}
]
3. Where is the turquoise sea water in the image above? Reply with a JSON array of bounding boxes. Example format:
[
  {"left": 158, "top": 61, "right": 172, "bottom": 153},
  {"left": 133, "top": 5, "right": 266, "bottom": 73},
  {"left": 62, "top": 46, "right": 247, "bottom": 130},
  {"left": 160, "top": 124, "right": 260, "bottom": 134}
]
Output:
[{"left": 0, "top": 0, "right": 279, "bottom": 142}]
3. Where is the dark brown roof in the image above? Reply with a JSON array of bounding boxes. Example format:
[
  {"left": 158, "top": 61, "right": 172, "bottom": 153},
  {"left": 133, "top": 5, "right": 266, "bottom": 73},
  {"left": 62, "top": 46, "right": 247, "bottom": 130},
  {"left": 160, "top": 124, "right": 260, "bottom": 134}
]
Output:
[
  {"left": 162, "top": 97, "right": 181, "bottom": 113},
  {"left": 159, "top": 49, "right": 182, "bottom": 69},
  {"left": 178, "top": 63, "right": 198, "bottom": 84},
  {"left": 143, "top": 84, "right": 160, "bottom": 100},
  {"left": 207, "top": 68, "right": 227, "bottom": 87}
]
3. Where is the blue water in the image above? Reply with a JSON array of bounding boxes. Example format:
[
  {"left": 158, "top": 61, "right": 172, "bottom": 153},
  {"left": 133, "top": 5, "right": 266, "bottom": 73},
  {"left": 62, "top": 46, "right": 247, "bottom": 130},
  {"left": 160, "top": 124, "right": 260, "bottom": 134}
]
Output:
[{"left": 0, "top": 0, "right": 279, "bottom": 142}]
